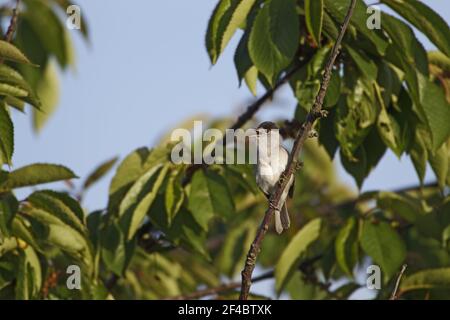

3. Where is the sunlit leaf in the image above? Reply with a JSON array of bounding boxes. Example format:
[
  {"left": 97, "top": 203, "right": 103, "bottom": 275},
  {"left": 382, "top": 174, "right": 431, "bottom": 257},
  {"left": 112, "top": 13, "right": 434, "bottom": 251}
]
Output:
[
  {"left": 275, "top": 218, "right": 322, "bottom": 294},
  {"left": 0, "top": 163, "right": 77, "bottom": 192},
  {"left": 249, "top": 0, "right": 299, "bottom": 85},
  {"left": 305, "top": 0, "right": 323, "bottom": 47},
  {"left": 360, "top": 220, "right": 406, "bottom": 282}
]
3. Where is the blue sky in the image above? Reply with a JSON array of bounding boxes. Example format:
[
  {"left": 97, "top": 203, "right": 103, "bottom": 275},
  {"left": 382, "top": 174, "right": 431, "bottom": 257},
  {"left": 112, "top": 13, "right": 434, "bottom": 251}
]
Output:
[{"left": 10, "top": 0, "right": 450, "bottom": 299}]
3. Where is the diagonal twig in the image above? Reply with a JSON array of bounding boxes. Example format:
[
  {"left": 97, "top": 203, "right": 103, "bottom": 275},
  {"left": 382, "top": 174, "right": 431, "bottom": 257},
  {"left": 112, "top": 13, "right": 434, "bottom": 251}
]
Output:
[
  {"left": 0, "top": 0, "right": 20, "bottom": 65},
  {"left": 390, "top": 264, "right": 407, "bottom": 300},
  {"left": 4, "top": 0, "right": 20, "bottom": 42},
  {"left": 239, "top": 0, "right": 358, "bottom": 300}
]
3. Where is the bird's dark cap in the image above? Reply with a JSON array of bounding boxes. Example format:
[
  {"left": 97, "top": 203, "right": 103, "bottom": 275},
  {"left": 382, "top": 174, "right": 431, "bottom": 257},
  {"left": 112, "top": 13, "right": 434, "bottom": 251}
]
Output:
[{"left": 256, "top": 121, "right": 279, "bottom": 131}]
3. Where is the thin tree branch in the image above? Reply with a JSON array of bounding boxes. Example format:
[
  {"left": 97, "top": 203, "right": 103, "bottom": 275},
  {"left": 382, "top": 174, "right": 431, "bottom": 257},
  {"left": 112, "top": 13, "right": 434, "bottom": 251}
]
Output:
[
  {"left": 0, "top": 0, "right": 19, "bottom": 66},
  {"left": 4, "top": 0, "right": 20, "bottom": 42},
  {"left": 181, "top": 63, "right": 303, "bottom": 186},
  {"left": 390, "top": 264, "right": 407, "bottom": 300},
  {"left": 239, "top": 0, "right": 357, "bottom": 300}
]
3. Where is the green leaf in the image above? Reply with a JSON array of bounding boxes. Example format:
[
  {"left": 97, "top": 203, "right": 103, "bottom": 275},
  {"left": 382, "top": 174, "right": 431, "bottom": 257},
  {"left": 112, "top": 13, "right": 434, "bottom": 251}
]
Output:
[
  {"left": 335, "top": 79, "right": 377, "bottom": 159},
  {"left": 335, "top": 217, "right": 358, "bottom": 277},
  {"left": 188, "top": 170, "right": 235, "bottom": 231},
  {"left": 117, "top": 163, "right": 163, "bottom": 221},
  {"left": 0, "top": 193, "right": 18, "bottom": 238},
  {"left": 341, "top": 146, "right": 368, "bottom": 189},
  {"left": 165, "top": 168, "right": 185, "bottom": 225},
  {"left": 409, "top": 128, "right": 428, "bottom": 183},
  {"left": 206, "top": 0, "right": 257, "bottom": 64},
  {"left": 21, "top": 202, "right": 92, "bottom": 270},
  {"left": 83, "top": 156, "right": 118, "bottom": 191},
  {"left": 216, "top": 220, "right": 256, "bottom": 277},
  {"left": 225, "top": 163, "right": 259, "bottom": 195},
  {"left": 125, "top": 164, "right": 169, "bottom": 240},
  {"left": 381, "top": 0, "right": 450, "bottom": 57},
  {"left": 0, "top": 104, "right": 14, "bottom": 166},
  {"left": 33, "top": 62, "right": 60, "bottom": 132},
  {"left": 108, "top": 147, "right": 150, "bottom": 214},
  {"left": 291, "top": 46, "right": 330, "bottom": 110},
  {"left": 249, "top": 0, "right": 299, "bottom": 85},
  {"left": 286, "top": 271, "right": 328, "bottom": 300},
  {"left": 0, "top": 260, "right": 15, "bottom": 291},
  {"left": 318, "top": 109, "right": 339, "bottom": 159},
  {"left": 243, "top": 66, "right": 258, "bottom": 96},
  {"left": 275, "top": 218, "right": 322, "bottom": 294},
  {"left": 360, "top": 220, "right": 406, "bottom": 282},
  {"left": 322, "top": 10, "right": 339, "bottom": 40},
  {"left": 234, "top": 32, "right": 253, "bottom": 83},
  {"left": 23, "top": 0, "right": 69, "bottom": 67},
  {"left": 26, "top": 190, "right": 86, "bottom": 236},
  {"left": 341, "top": 126, "right": 387, "bottom": 189},
  {"left": 0, "top": 40, "right": 32, "bottom": 64},
  {"left": 323, "top": 71, "right": 341, "bottom": 108},
  {"left": 0, "top": 163, "right": 77, "bottom": 192},
  {"left": 418, "top": 76, "right": 450, "bottom": 151},
  {"left": 11, "top": 216, "right": 41, "bottom": 251},
  {"left": 46, "top": 223, "right": 89, "bottom": 257},
  {"left": 86, "top": 210, "right": 103, "bottom": 250},
  {"left": 345, "top": 46, "right": 377, "bottom": 81},
  {"left": 375, "top": 88, "right": 403, "bottom": 157},
  {"left": 324, "top": 0, "right": 388, "bottom": 55},
  {"left": 401, "top": 268, "right": 450, "bottom": 293},
  {"left": 381, "top": 13, "right": 428, "bottom": 112},
  {"left": 377, "top": 192, "right": 420, "bottom": 223},
  {"left": 429, "top": 143, "right": 449, "bottom": 189},
  {"left": 0, "top": 65, "right": 40, "bottom": 109},
  {"left": 0, "top": 83, "right": 28, "bottom": 97},
  {"left": 5, "top": 96, "right": 25, "bottom": 112},
  {"left": 305, "top": 0, "right": 323, "bottom": 47},
  {"left": 15, "top": 246, "right": 42, "bottom": 300},
  {"left": 101, "top": 221, "right": 130, "bottom": 275}
]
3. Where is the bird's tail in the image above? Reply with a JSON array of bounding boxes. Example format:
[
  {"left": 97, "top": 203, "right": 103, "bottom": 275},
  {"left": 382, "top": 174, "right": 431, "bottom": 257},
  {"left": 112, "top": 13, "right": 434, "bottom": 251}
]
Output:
[{"left": 274, "top": 203, "right": 290, "bottom": 234}]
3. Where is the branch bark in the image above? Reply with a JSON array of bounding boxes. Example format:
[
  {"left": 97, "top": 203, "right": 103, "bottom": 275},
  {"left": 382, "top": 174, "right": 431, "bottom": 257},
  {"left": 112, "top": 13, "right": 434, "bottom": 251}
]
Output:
[
  {"left": 0, "top": 0, "right": 20, "bottom": 66},
  {"left": 4, "top": 0, "right": 20, "bottom": 42},
  {"left": 239, "top": 0, "right": 357, "bottom": 300}
]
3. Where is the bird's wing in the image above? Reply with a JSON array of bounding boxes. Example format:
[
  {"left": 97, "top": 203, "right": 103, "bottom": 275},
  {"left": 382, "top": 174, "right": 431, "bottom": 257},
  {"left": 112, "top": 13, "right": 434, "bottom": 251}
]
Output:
[
  {"left": 280, "top": 145, "right": 295, "bottom": 199},
  {"left": 254, "top": 164, "right": 271, "bottom": 199}
]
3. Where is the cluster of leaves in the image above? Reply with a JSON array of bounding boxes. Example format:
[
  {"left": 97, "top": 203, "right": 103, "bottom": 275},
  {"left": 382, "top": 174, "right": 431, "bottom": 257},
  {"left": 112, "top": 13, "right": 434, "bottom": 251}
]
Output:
[
  {"left": 1, "top": 0, "right": 450, "bottom": 300},
  {"left": 0, "top": 0, "right": 94, "bottom": 299},
  {"left": 0, "top": 0, "right": 88, "bottom": 132},
  {"left": 202, "top": 0, "right": 450, "bottom": 299}
]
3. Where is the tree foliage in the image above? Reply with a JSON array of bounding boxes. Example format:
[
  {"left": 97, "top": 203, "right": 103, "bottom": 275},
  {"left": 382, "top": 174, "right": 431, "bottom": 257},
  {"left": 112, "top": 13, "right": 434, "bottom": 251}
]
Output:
[{"left": 0, "top": 0, "right": 450, "bottom": 300}]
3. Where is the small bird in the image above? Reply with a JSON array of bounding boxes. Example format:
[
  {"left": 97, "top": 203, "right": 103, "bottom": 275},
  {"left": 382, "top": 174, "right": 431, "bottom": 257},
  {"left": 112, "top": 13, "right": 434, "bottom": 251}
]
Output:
[{"left": 253, "top": 121, "right": 294, "bottom": 234}]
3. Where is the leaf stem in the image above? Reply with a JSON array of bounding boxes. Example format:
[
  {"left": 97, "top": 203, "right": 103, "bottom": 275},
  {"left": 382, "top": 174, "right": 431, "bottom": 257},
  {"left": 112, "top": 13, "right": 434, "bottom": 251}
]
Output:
[{"left": 390, "top": 264, "right": 408, "bottom": 300}]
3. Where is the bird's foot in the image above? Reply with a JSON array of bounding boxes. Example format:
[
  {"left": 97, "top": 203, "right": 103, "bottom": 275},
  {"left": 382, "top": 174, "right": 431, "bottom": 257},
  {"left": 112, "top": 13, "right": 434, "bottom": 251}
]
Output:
[
  {"left": 269, "top": 200, "right": 281, "bottom": 212},
  {"left": 278, "top": 172, "right": 287, "bottom": 185},
  {"left": 295, "top": 161, "right": 304, "bottom": 170}
]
